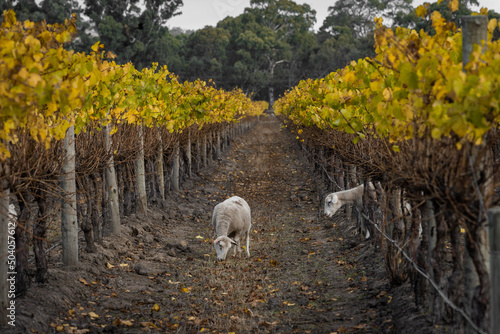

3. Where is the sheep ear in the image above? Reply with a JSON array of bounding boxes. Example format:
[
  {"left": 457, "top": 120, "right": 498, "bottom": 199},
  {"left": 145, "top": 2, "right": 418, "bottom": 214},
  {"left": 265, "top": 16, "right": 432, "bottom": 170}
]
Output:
[
  {"left": 331, "top": 195, "right": 338, "bottom": 204},
  {"left": 229, "top": 238, "right": 237, "bottom": 245}
]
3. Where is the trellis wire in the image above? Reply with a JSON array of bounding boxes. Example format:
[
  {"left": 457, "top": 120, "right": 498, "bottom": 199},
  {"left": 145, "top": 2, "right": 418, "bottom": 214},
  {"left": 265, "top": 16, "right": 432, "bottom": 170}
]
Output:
[
  {"left": 300, "top": 144, "right": 343, "bottom": 191},
  {"left": 357, "top": 207, "right": 487, "bottom": 334},
  {"left": 299, "top": 138, "right": 489, "bottom": 334},
  {"left": 28, "top": 241, "right": 62, "bottom": 264}
]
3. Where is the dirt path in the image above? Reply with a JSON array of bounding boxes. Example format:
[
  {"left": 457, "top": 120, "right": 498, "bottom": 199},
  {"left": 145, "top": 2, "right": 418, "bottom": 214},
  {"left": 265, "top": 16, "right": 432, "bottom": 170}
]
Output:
[{"left": 6, "top": 116, "right": 447, "bottom": 334}]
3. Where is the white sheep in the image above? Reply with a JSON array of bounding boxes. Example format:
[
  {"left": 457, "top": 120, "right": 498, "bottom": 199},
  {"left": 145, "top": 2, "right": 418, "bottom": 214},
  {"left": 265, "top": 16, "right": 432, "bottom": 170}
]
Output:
[
  {"left": 324, "top": 183, "right": 376, "bottom": 239},
  {"left": 324, "top": 184, "right": 418, "bottom": 239},
  {"left": 212, "top": 196, "right": 251, "bottom": 261},
  {"left": 324, "top": 183, "right": 375, "bottom": 218}
]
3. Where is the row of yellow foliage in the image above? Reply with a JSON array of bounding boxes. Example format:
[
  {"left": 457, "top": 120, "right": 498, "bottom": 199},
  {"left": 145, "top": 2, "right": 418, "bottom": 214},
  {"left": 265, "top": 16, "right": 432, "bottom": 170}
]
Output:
[
  {"left": 0, "top": 10, "right": 267, "bottom": 160},
  {"left": 274, "top": 1, "right": 500, "bottom": 151}
]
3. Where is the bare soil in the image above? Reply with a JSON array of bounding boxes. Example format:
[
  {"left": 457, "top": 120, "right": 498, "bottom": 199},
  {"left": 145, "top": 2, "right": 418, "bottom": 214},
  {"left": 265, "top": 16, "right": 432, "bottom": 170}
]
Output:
[{"left": 4, "top": 115, "right": 452, "bottom": 333}]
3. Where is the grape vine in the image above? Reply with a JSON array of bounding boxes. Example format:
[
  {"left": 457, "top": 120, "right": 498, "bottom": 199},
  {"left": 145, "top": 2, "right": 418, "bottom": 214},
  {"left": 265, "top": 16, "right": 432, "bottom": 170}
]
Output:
[
  {"left": 274, "top": 4, "right": 499, "bottom": 331},
  {"left": 0, "top": 9, "right": 266, "bottom": 160},
  {"left": 275, "top": 6, "right": 500, "bottom": 150}
]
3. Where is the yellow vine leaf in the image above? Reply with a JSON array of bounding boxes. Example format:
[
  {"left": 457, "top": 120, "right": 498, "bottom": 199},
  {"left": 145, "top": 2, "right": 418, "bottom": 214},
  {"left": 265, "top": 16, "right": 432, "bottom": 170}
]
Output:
[
  {"left": 448, "top": 0, "right": 459, "bottom": 12},
  {"left": 487, "top": 19, "right": 497, "bottom": 34},
  {"left": 415, "top": 5, "right": 427, "bottom": 18}
]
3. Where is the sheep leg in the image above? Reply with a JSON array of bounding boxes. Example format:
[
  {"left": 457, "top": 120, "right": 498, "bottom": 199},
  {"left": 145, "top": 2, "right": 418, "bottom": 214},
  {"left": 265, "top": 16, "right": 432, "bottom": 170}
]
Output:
[
  {"left": 245, "top": 230, "right": 250, "bottom": 257},
  {"left": 233, "top": 236, "right": 241, "bottom": 257}
]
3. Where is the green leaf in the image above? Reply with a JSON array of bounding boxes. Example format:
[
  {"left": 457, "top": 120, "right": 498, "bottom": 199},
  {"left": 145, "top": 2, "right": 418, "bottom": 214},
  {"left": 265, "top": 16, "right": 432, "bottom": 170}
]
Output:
[{"left": 399, "top": 63, "right": 418, "bottom": 89}]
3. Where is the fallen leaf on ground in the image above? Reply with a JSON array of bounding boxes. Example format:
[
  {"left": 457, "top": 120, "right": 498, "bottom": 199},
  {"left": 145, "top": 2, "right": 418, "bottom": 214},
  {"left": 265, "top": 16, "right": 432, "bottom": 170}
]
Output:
[
  {"left": 377, "top": 291, "right": 388, "bottom": 298},
  {"left": 88, "top": 312, "right": 99, "bottom": 319},
  {"left": 113, "top": 318, "right": 133, "bottom": 326},
  {"left": 78, "top": 278, "right": 90, "bottom": 285},
  {"left": 141, "top": 322, "right": 157, "bottom": 328}
]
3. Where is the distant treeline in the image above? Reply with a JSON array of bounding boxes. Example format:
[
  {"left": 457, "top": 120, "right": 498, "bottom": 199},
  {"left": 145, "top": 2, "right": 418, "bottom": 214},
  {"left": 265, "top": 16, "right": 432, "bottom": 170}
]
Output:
[{"left": 2, "top": 0, "right": 498, "bottom": 105}]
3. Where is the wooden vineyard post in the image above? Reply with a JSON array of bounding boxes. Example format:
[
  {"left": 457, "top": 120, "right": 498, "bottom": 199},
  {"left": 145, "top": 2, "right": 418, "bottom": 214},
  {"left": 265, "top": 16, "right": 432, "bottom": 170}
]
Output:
[
  {"left": 135, "top": 124, "right": 147, "bottom": 214},
  {"left": 196, "top": 136, "right": 201, "bottom": 172},
  {"left": 61, "top": 126, "right": 78, "bottom": 266},
  {"left": 203, "top": 134, "right": 207, "bottom": 168},
  {"left": 488, "top": 208, "right": 500, "bottom": 334},
  {"left": 104, "top": 122, "right": 121, "bottom": 233},
  {"left": 216, "top": 131, "right": 221, "bottom": 159},
  {"left": 224, "top": 126, "right": 229, "bottom": 149},
  {"left": 172, "top": 140, "right": 180, "bottom": 192},
  {"left": 156, "top": 128, "right": 165, "bottom": 200},
  {"left": 186, "top": 129, "right": 192, "bottom": 178},
  {"left": 462, "top": 15, "right": 489, "bottom": 333}
]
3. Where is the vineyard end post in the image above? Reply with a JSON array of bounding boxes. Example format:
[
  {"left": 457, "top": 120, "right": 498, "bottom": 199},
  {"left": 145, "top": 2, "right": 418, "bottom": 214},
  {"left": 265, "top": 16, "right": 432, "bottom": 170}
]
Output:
[
  {"left": 489, "top": 208, "right": 500, "bottom": 334},
  {"left": 462, "top": 15, "right": 489, "bottom": 334}
]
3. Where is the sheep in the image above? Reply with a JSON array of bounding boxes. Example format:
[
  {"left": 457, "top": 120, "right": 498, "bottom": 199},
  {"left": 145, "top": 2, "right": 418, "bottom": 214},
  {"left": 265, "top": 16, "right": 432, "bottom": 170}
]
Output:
[
  {"left": 324, "top": 182, "right": 375, "bottom": 218},
  {"left": 324, "top": 184, "right": 419, "bottom": 240},
  {"left": 324, "top": 183, "right": 376, "bottom": 239},
  {"left": 212, "top": 196, "right": 252, "bottom": 261}
]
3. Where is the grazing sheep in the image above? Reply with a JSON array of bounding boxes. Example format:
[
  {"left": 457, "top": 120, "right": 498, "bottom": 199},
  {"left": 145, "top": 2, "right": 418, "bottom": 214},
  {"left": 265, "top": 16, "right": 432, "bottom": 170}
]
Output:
[
  {"left": 212, "top": 196, "right": 251, "bottom": 261},
  {"left": 324, "top": 183, "right": 375, "bottom": 218},
  {"left": 324, "top": 183, "right": 376, "bottom": 239},
  {"left": 324, "top": 184, "right": 418, "bottom": 240}
]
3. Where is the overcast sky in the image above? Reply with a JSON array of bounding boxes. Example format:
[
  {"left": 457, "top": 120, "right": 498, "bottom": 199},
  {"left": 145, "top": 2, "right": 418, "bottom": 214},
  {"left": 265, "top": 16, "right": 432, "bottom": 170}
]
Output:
[{"left": 167, "top": 0, "right": 500, "bottom": 32}]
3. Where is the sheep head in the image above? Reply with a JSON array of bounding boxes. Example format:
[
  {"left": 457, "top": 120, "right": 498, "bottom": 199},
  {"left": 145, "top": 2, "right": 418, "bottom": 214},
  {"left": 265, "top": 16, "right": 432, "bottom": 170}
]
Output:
[
  {"left": 324, "top": 193, "right": 342, "bottom": 217},
  {"left": 214, "top": 236, "right": 237, "bottom": 261}
]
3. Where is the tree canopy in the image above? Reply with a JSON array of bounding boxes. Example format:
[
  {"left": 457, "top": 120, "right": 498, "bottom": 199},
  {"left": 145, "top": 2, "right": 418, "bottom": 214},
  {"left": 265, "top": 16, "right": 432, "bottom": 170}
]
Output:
[{"left": 1, "top": 0, "right": 496, "bottom": 106}]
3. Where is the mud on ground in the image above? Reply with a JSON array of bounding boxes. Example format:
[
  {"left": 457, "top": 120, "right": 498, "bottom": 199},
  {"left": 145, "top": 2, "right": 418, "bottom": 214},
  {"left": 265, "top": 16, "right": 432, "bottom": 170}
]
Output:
[{"left": 4, "top": 115, "right": 452, "bottom": 333}]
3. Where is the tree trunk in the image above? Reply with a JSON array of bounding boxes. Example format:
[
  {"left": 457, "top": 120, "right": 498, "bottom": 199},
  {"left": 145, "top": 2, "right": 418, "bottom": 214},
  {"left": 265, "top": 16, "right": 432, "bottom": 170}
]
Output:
[
  {"left": 268, "top": 84, "right": 275, "bottom": 110},
  {"left": 446, "top": 218, "right": 464, "bottom": 322},
  {"left": 431, "top": 210, "right": 448, "bottom": 322},
  {"left": 78, "top": 177, "right": 95, "bottom": 253},
  {"left": 61, "top": 126, "right": 78, "bottom": 266}
]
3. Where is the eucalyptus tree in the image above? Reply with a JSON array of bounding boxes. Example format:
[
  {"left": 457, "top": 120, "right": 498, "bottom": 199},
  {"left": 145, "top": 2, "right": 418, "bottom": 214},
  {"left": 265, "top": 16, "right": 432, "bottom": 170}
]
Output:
[
  {"left": 390, "top": 0, "right": 489, "bottom": 33},
  {"left": 216, "top": 0, "right": 315, "bottom": 107},
  {"left": 247, "top": 0, "right": 315, "bottom": 107},
  {"left": 0, "top": 0, "right": 45, "bottom": 22},
  {"left": 314, "top": 0, "right": 416, "bottom": 77},
  {"left": 83, "top": 0, "right": 183, "bottom": 68},
  {"left": 182, "top": 27, "right": 230, "bottom": 84},
  {"left": 217, "top": 13, "right": 270, "bottom": 99}
]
